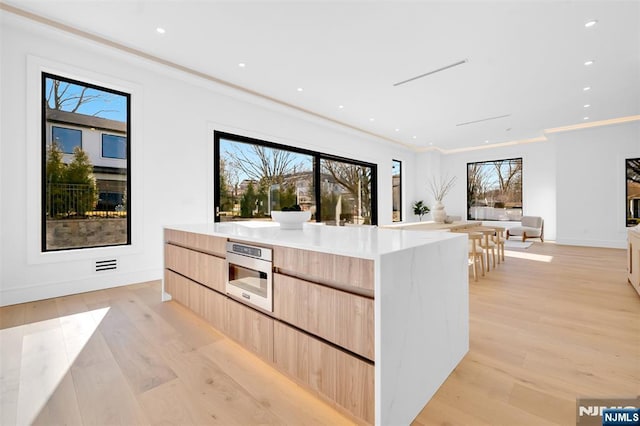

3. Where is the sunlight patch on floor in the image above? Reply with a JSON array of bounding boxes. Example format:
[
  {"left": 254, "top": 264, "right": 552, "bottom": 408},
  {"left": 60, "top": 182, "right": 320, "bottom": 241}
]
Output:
[
  {"left": 504, "top": 250, "right": 553, "bottom": 263},
  {"left": 0, "top": 307, "right": 109, "bottom": 425}
]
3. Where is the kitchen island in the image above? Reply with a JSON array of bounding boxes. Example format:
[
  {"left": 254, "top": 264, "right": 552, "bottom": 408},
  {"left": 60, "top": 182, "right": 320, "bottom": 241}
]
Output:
[{"left": 163, "top": 222, "right": 468, "bottom": 425}]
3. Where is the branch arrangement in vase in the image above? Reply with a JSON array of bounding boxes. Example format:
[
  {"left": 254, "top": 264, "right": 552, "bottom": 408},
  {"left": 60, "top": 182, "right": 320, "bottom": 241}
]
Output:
[{"left": 429, "top": 175, "right": 457, "bottom": 202}]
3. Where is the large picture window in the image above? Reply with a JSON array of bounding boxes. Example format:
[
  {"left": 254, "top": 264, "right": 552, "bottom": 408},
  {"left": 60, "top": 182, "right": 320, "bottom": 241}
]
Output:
[
  {"left": 467, "top": 157, "right": 522, "bottom": 221},
  {"left": 627, "top": 158, "right": 640, "bottom": 227},
  {"left": 215, "top": 132, "right": 377, "bottom": 226},
  {"left": 42, "top": 73, "right": 130, "bottom": 251},
  {"left": 392, "top": 160, "right": 402, "bottom": 222}
]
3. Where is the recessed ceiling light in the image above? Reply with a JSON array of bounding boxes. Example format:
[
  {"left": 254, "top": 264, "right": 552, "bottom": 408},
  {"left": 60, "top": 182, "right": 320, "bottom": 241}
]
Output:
[
  {"left": 338, "top": 105, "right": 344, "bottom": 109},
  {"left": 429, "top": 142, "right": 433, "bottom": 146},
  {"left": 156, "top": 27, "right": 166, "bottom": 34},
  {"left": 584, "top": 104, "right": 591, "bottom": 108},
  {"left": 369, "top": 118, "right": 375, "bottom": 122},
  {"left": 238, "top": 63, "right": 246, "bottom": 68},
  {"left": 583, "top": 86, "right": 591, "bottom": 91},
  {"left": 585, "top": 20, "right": 598, "bottom": 28},
  {"left": 584, "top": 116, "right": 589, "bottom": 120},
  {"left": 412, "top": 136, "right": 417, "bottom": 139},
  {"left": 584, "top": 60, "right": 595, "bottom": 66},
  {"left": 484, "top": 140, "right": 489, "bottom": 144},
  {"left": 297, "top": 87, "right": 303, "bottom": 92},
  {"left": 395, "top": 128, "right": 400, "bottom": 132}
]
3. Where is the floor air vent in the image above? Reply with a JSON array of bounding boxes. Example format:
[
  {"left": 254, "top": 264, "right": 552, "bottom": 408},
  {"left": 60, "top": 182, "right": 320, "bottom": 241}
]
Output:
[{"left": 95, "top": 259, "right": 117, "bottom": 272}]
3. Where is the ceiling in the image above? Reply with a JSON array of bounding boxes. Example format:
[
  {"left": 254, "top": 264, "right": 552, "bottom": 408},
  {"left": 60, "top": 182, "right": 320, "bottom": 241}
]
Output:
[{"left": 3, "top": 1, "right": 640, "bottom": 151}]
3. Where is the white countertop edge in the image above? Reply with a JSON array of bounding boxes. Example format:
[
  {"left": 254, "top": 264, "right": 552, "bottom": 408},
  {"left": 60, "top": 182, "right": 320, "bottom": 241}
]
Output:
[{"left": 165, "top": 222, "right": 466, "bottom": 259}]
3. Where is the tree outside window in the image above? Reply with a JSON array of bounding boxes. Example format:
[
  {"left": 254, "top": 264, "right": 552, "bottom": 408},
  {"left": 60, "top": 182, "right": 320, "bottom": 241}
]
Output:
[{"left": 42, "top": 73, "right": 130, "bottom": 251}]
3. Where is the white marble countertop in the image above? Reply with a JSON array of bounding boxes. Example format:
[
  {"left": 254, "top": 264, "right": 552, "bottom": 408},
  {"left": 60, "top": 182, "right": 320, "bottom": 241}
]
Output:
[{"left": 165, "top": 222, "right": 464, "bottom": 259}]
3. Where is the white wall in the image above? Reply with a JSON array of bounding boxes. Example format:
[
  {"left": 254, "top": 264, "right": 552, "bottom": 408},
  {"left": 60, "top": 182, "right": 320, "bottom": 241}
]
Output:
[
  {"left": 553, "top": 121, "right": 639, "bottom": 248},
  {"left": 414, "top": 142, "right": 557, "bottom": 239},
  {"left": 0, "top": 13, "right": 414, "bottom": 306},
  {"left": 414, "top": 122, "right": 640, "bottom": 248}
]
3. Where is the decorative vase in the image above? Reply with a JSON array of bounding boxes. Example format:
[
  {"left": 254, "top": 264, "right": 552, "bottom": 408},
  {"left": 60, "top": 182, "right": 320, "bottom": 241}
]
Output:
[{"left": 433, "top": 201, "right": 446, "bottom": 223}]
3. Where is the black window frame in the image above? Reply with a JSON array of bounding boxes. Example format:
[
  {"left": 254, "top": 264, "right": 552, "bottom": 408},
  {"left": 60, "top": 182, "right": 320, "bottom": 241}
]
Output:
[
  {"left": 101, "top": 133, "right": 127, "bottom": 159},
  {"left": 392, "top": 159, "right": 402, "bottom": 222},
  {"left": 41, "top": 72, "right": 132, "bottom": 252},
  {"left": 51, "top": 125, "right": 82, "bottom": 154},
  {"left": 626, "top": 157, "right": 640, "bottom": 227},
  {"left": 466, "top": 157, "right": 523, "bottom": 221},
  {"left": 214, "top": 131, "right": 378, "bottom": 225}
]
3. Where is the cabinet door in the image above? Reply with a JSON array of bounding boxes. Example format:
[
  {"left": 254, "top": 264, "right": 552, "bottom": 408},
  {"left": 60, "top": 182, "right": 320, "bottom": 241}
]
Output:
[
  {"left": 164, "top": 229, "right": 226, "bottom": 257},
  {"left": 165, "top": 244, "right": 226, "bottom": 293},
  {"left": 225, "top": 299, "right": 274, "bottom": 362},
  {"left": 273, "top": 246, "right": 374, "bottom": 294},
  {"left": 274, "top": 273, "right": 374, "bottom": 361}
]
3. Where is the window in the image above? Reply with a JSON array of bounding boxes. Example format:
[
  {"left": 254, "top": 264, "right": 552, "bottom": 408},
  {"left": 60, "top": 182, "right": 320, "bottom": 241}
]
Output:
[
  {"left": 392, "top": 160, "right": 402, "bottom": 222},
  {"left": 627, "top": 158, "right": 640, "bottom": 227},
  {"left": 102, "top": 134, "right": 127, "bottom": 159},
  {"left": 215, "top": 132, "right": 377, "bottom": 226},
  {"left": 467, "top": 157, "right": 522, "bottom": 221},
  {"left": 52, "top": 126, "right": 82, "bottom": 154},
  {"left": 320, "top": 158, "right": 375, "bottom": 225},
  {"left": 42, "top": 73, "right": 130, "bottom": 251}
]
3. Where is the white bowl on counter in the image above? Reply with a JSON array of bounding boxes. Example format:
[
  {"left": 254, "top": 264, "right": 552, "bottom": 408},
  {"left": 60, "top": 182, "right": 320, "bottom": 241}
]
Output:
[{"left": 271, "top": 210, "right": 312, "bottom": 230}]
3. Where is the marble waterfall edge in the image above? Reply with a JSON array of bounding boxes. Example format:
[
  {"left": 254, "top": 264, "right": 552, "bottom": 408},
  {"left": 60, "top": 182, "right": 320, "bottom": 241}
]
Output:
[{"left": 375, "top": 236, "right": 469, "bottom": 425}]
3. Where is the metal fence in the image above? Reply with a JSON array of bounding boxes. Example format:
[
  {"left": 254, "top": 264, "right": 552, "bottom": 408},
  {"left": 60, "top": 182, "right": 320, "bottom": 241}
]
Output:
[{"left": 46, "top": 183, "right": 126, "bottom": 218}]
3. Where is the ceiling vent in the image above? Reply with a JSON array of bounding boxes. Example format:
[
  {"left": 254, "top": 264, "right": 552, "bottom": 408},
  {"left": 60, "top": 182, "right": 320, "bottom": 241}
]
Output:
[
  {"left": 393, "top": 59, "right": 468, "bottom": 87},
  {"left": 456, "top": 114, "right": 511, "bottom": 127},
  {"left": 95, "top": 258, "right": 117, "bottom": 272}
]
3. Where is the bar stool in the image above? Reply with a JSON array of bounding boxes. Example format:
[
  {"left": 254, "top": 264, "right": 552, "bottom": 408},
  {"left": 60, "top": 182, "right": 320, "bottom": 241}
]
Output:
[
  {"left": 467, "top": 232, "right": 485, "bottom": 281},
  {"left": 491, "top": 226, "right": 506, "bottom": 263}
]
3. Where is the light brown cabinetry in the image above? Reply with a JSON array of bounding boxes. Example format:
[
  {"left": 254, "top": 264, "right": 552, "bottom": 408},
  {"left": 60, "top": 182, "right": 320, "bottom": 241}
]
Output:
[
  {"left": 225, "top": 298, "right": 274, "bottom": 362},
  {"left": 164, "top": 243, "right": 226, "bottom": 293},
  {"left": 274, "top": 246, "right": 374, "bottom": 294},
  {"left": 164, "top": 269, "right": 190, "bottom": 307},
  {"left": 164, "top": 269, "right": 226, "bottom": 331},
  {"left": 164, "top": 228, "right": 226, "bottom": 257},
  {"left": 273, "top": 321, "right": 374, "bottom": 424},
  {"left": 164, "top": 228, "right": 375, "bottom": 424},
  {"left": 628, "top": 229, "right": 640, "bottom": 296},
  {"left": 274, "top": 273, "right": 374, "bottom": 361}
]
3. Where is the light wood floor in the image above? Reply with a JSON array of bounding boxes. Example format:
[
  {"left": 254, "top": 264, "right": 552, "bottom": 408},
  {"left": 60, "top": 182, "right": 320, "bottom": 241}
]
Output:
[{"left": 0, "top": 243, "right": 638, "bottom": 425}]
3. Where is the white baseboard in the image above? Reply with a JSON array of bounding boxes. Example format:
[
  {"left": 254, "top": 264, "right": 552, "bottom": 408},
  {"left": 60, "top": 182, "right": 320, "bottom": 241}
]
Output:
[
  {"left": 555, "top": 238, "right": 626, "bottom": 249},
  {"left": 0, "top": 269, "right": 163, "bottom": 307}
]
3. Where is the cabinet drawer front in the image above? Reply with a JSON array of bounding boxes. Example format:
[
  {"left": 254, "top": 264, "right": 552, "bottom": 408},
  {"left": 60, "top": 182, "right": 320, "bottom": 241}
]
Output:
[
  {"left": 274, "top": 273, "right": 374, "bottom": 361},
  {"left": 273, "top": 246, "right": 374, "bottom": 293},
  {"left": 164, "top": 269, "right": 187, "bottom": 305},
  {"left": 336, "top": 349, "right": 375, "bottom": 424},
  {"left": 274, "top": 321, "right": 373, "bottom": 424},
  {"left": 165, "top": 244, "right": 226, "bottom": 293},
  {"left": 203, "top": 288, "right": 227, "bottom": 333},
  {"left": 273, "top": 321, "right": 309, "bottom": 384},
  {"left": 164, "top": 269, "right": 192, "bottom": 308},
  {"left": 225, "top": 298, "right": 274, "bottom": 362},
  {"left": 165, "top": 229, "right": 226, "bottom": 257}
]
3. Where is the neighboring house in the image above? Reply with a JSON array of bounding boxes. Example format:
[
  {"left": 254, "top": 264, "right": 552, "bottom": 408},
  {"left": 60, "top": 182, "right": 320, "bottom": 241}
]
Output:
[{"left": 45, "top": 108, "right": 127, "bottom": 210}]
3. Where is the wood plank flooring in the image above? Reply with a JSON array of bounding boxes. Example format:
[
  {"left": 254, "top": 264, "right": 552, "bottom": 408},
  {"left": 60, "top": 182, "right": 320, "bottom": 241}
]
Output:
[
  {"left": 414, "top": 242, "right": 640, "bottom": 426},
  {"left": 0, "top": 243, "right": 638, "bottom": 425}
]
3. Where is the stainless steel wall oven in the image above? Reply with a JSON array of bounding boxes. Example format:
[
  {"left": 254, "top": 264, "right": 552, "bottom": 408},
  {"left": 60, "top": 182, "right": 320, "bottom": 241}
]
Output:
[{"left": 225, "top": 242, "right": 273, "bottom": 312}]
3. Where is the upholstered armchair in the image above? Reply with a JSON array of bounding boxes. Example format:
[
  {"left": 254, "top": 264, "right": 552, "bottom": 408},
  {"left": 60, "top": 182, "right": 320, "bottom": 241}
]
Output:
[{"left": 507, "top": 216, "right": 544, "bottom": 242}]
